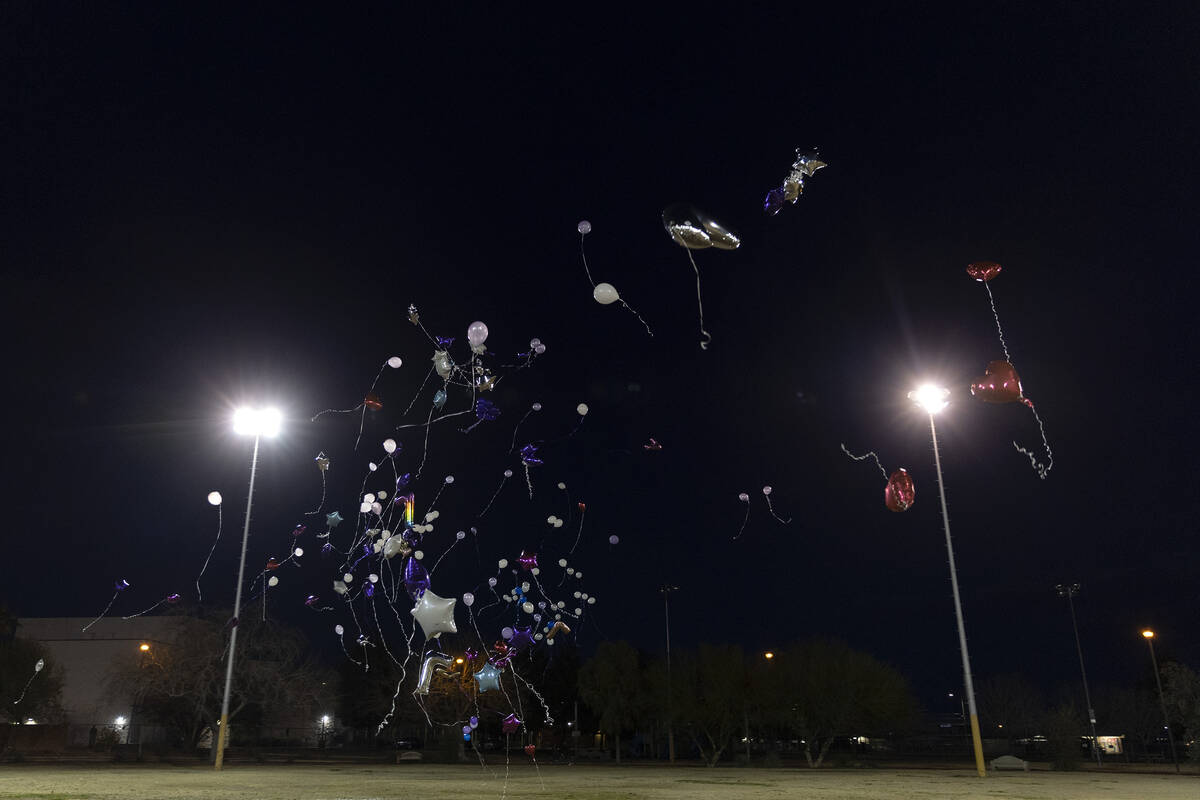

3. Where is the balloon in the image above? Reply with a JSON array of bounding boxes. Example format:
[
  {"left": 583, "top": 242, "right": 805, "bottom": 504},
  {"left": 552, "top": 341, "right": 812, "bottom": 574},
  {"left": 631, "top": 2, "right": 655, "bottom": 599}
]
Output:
[
  {"left": 334, "top": 624, "right": 344, "bottom": 635},
  {"left": 207, "top": 491, "right": 222, "bottom": 506},
  {"left": 593, "top": 282, "right": 620, "bottom": 305},
  {"left": 885, "top": 468, "right": 915, "bottom": 513},
  {"left": 469, "top": 715, "right": 479, "bottom": 729},
  {"left": 387, "top": 356, "right": 403, "bottom": 368},
  {"left": 467, "top": 321, "right": 489, "bottom": 347},
  {"left": 383, "top": 535, "right": 411, "bottom": 560},
  {"left": 764, "top": 148, "right": 826, "bottom": 215},
  {"left": 966, "top": 261, "right": 1002, "bottom": 282},
  {"left": 577, "top": 220, "right": 592, "bottom": 235},
  {"left": 364, "top": 394, "right": 383, "bottom": 411},
  {"left": 608, "top": 535, "right": 619, "bottom": 545},
  {"left": 546, "top": 620, "right": 572, "bottom": 640},
  {"left": 416, "top": 652, "right": 454, "bottom": 694},
  {"left": 432, "top": 389, "right": 447, "bottom": 409},
  {"left": 268, "top": 576, "right": 279, "bottom": 587},
  {"left": 34, "top": 658, "right": 44, "bottom": 672},
  {"left": 502, "top": 713, "right": 522, "bottom": 734},
  {"left": 432, "top": 350, "right": 453, "bottom": 380},
  {"left": 326, "top": 511, "right": 344, "bottom": 528},
  {"left": 292, "top": 525, "right": 306, "bottom": 537},
  {"left": 166, "top": 593, "right": 180, "bottom": 603},
  {"left": 662, "top": 203, "right": 741, "bottom": 250},
  {"left": 465, "top": 648, "right": 479, "bottom": 662},
  {"left": 114, "top": 579, "right": 130, "bottom": 592},
  {"left": 462, "top": 592, "right": 475, "bottom": 607},
  {"left": 474, "top": 662, "right": 502, "bottom": 692},
  {"left": 738, "top": 492, "right": 749, "bottom": 502},
  {"left": 462, "top": 725, "right": 472, "bottom": 735},
  {"left": 524, "top": 744, "right": 536, "bottom": 756},
  {"left": 576, "top": 403, "right": 589, "bottom": 416},
  {"left": 970, "top": 360, "right": 1023, "bottom": 404},
  {"left": 383, "top": 438, "right": 398, "bottom": 454},
  {"left": 305, "top": 595, "right": 320, "bottom": 607},
  {"left": 315, "top": 456, "right": 330, "bottom": 472},
  {"left": 762, "top": 486, "right": 772, "bottom": 496},
  {"left": 518, "top": 550, "right": 538, "bottom": 571},
  {"left": 410, "top": 590, "right": 457, "bottom": 639},
  {"left": 404, "top": 556, "right": 431, "bottom": 599},
  {"left": 265, "top": 558, "right": 280, "bottom": 570}
]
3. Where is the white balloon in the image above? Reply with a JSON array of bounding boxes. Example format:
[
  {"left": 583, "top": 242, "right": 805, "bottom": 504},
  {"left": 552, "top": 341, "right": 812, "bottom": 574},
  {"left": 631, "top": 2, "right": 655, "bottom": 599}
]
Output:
[
  {"left": 463, "top": 592, "right": 475, "bottom": 607},
  {"left": 456, "top": 530, "right": 466, "bottom": 540},
  {"left": 207, "top": 491, "right": 222, "bottom": 506},
  {"left": 522, "top": 602, "right": 535, "bottom": 614},
  {"left": 444, "top": 475, "right": 454, "bottom": 484},
  {"left": 467, "top": 321, "right": 489, "bottom": 347},
  {"left": 387, "top": 356, "right": 403, "bottom": 368},
  {"left": 503, "top": 469, "right": 513, "bottom": 478},
  {"left": 557, "top": 482, "right": 566, "bottom": 490},
  {"left": 368, "top": 573, "right": 379, "bottom": 583},
  {"left": 576, "top": 572, "right": 584, "bottom": 579},
  {"left": 502, "top": 627, "right": 514, "bottom": 640},
  {"left": 554, "top": 519, "right": 563, "bottom": 528},
  {"left": 587, "top": 596, "right": 596, "bottom": 604},
  {"left": 488, "top": 577, "right": 498, "bottom": 587},
  {"left": 547, "top": 516, "right": 557, "bottom": 524},
  {"left": 371, "top": 502, "right": 382, "bottom": 515},
  {"left": 414, "top": 550, "right": 424, "bottom": 560},
  {"left": 377, "top": 490, "right": 388, "bottom": 500},
  {"left": 574, "top": 607, "right": 583, "bottom": 615},
  {"left": 498, "top": 559, "right": 509, "bottom": 569},
  {"left": 521, "top": 582, "right": 531, "bottom": 592},
  {"left": 593, "top": 282, "right": 620, "bottom": 305},
  {"left": 360, "top": 502, "right": 372, "bottom": 513},
  {"left": 268, "top": 576, "right": 279, "bottom": 587},
  {"left": 335, "top": 624, "right": 344, "bottom": 635},
  {"left": 369, "top": 462, "right": 378, "bottom": 471},
  {"left": 762, "top": 485, "right": 773, "bottom": 495},
  {"left": 566, "top": 567, "right": 575, "bottom": 575},
  {"left": 558, "top": 559, "right": 568, "bottom": 567},
  {"left": 364, "top": 493, "right": 376, "bottom": 503},
  {"left": 573, "top": 591, "right": 582, "bottom": 599},
  {"left": 383, "top": 438, "right": 397, "bottom": 454},
  {"left": 343, "top": 573, "right": 354, "bottom": 582},
  {"left": 576, "top": 403, "right": 589, "bottom": 416},
  {"left": 581, "top": 593, "right": 589, "bottom": 600},
  {"left": 577, "top": 220, "right": 592, "bottom": 234},
  {"left": 531, "top": 567, "right": 540, "bottom": 576},
  {"left": 333, "top": 580, "right": 348, "bottom": 595},
  {"left": 293, "top": 547, "right": 304, "bottom": 557}
]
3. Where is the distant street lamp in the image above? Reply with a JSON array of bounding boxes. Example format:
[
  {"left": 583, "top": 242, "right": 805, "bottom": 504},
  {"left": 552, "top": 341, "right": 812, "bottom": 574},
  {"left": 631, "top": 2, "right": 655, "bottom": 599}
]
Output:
[
  {"left": 661, "top": 584, "right": 679, "bottom": 764},
  {"left": 214, "top": 406, "right": 281, "bottom": 771},
  {"left": 910, "top": 384, "right": 986, "bottom": 778},
  {"left": 1056, "top": 584, "right": 1101, "bottom": 766},
  {"left": 1141, "top": 630, "right": 1180, "bottom": 773}
]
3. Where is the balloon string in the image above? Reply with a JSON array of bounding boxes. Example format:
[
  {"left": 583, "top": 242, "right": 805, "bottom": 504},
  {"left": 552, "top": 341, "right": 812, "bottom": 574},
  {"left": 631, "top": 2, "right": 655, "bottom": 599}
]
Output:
[
  {"left": 310, "top": 403, "right": 365, "bottom": 422},
  {"left": 840, "top": 443, "right": 889, "bottom": 481},
  {"left": 985, "top": 282, "right": 1012, "bottom": 363},
  {"left": 402, "top": 367, "right": 436, "bottom": 417},
  {"left": 523, "top": 463, "right": 534, "bottom": 500},
  {"left": 619, "top": 300, "right": 655, "bottom": 337},
  {"left": 579, "top": 232, "right": 596, "bottom": 287},
  {"left": 764, "top": 495, "right": 792, "bottom": 525},
  {"left": 305, "top": 454, "right": 329, "bottom": 517},
  {"left": 686, "top": 249, "right": 712, "bottom": 350},
  {"left": 568, "top": 508, "right": 586, "bottom": 555},
  {"left": 732, "top": 501, "right": 751, "bottom": 541},
  {"left": 122, "top": 598, "right": 168, "bottom": 620},
  {"left": 11, "top": 669, "right": 41, "bottom": 706},
  {"left": 477, "top": 473, "right": 510, "bottom": 518},
  {"left": 337, "top": 632, "right": 365, "bottom": 669},
  {"left": 509, "top": 408, "right": 534, "bottom": 454},
  {"left": 81, "top": 590, "right": 120, "bottom": 632},
  {"left": 196, "top": 503, "right": 223, "bottom": 601},
  {"left": 1014, "top": 402, "right": 1054, "bottom": 479}
]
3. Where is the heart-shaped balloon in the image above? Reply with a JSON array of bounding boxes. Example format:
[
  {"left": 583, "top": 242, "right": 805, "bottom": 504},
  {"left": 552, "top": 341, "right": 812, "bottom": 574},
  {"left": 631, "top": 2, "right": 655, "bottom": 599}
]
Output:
[
  {"left": 524, "top": 744, "right": 536, "bottom": 756},
  {"left": 970, "top": 360, "right": 1023, "bottom": 403},
  {"left": 884, "top": 469, "right": 914, "bottom": 513},
  {"left": 966, "top": 261, "right": 1002, "bottom": 282},
  {"left": 364, "top": 393, "right": 383, "bottom": 411}
]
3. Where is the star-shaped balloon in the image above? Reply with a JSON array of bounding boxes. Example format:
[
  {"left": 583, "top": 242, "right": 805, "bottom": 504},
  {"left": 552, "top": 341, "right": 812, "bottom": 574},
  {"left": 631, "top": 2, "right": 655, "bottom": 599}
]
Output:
[
  {"left": 326, "top": 511, "right": 344, "bottom": 528},
  {"left": 501, "top": 713, "right": 522, "bottom": 734},
  {"left": 518, "top": 550, "right": 538, "bottom": 571},
  {"left": 410, "top": 590, "right": 457, "bottom": 639},
  {"left": 520, "top": 444, "right": 543, "bottom": 467},
  {"left": 408, "top": 304, "right": 420, "bottom": 325},
  {"left": 475, "top": 398, "right": 500, "bottom": 421},
  {"left": 508, "top": 626, "right": 535, "bottom": 652},
  {"left": 315, "top": 455, "right": 330, "bottom": 471},
  {"left": 474, "top": 662, "right": 502, "bottom": 693}
]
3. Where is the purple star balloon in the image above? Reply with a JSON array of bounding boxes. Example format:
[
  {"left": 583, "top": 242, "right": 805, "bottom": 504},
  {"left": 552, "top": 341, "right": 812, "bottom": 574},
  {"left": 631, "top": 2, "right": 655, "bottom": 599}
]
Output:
[
  {"left": 502, "top": 713, "right": 522, "bottom": 734},
  {"left": 475, "top": 398, "right": 501, "bottom": 421},
  {"left": 518, "top": 550, "right": 538, "bottom": 571},
  {"left": 520, "top": 444, "right": 543, "bottom": 466}
]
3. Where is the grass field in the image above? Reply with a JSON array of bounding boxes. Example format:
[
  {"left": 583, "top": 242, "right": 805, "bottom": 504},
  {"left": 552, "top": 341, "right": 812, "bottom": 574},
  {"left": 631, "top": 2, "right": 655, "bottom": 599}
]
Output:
[{"left": 0, "top": 764, "right": 1196, "bottom": 800}]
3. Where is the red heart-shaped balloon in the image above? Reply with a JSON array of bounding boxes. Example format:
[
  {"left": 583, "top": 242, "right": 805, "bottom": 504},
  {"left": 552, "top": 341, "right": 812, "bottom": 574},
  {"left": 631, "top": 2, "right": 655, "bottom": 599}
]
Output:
[
  {"left": 364, "top": 393, "right": 383, "bottom": 411},
  {"left": 884, "top": 469, "right": 914, "bottom": 513},
  {"left": 970, "top": 360, "right": 1023, "bottom": 403},
  {"left": 578, "top": 502, "right": 587, "bottom": 512},
  {"left": 966, "top": 261, "right": 1002, "bottom": 282},
  {"left": 524, "top": 744, "right": 536, "bottom": 756}
]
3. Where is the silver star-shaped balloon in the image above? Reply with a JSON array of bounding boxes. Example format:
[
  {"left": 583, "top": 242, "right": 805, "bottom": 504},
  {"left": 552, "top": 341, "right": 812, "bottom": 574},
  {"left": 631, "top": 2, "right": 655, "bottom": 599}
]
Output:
[
  {"left": 473, "top": 662, "right": 502, "bottom": 693},
  {"left": 326, "top": 511, "right": 343, "bottom": 528},
  {"left": 410, "top": 589, "right": 457, "bottom": 639}
]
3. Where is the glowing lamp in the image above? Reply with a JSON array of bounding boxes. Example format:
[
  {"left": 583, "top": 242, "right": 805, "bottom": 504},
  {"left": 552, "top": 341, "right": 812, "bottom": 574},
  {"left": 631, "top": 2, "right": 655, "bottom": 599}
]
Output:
[
  {"left": 909, "top": 384, "right": 950, "bottom": 414},
  {"left": 1142, "top": 629, "right": 1155, "bottom": 639},
  {"left": 233, "top": 407, "right": 282, "bottom": 437}
]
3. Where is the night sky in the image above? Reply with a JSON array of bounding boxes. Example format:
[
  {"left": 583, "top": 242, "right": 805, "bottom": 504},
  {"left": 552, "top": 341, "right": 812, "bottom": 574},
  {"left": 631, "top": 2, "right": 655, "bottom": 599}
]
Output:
[{"left": 5, "top": 4, "right": 1198, "bottom": 711}]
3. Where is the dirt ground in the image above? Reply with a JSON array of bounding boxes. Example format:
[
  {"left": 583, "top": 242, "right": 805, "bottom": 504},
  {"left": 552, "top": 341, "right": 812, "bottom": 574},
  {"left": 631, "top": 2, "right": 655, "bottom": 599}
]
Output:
[{"left": 0, "top": 764, "right": 1196, "bottom": 800}]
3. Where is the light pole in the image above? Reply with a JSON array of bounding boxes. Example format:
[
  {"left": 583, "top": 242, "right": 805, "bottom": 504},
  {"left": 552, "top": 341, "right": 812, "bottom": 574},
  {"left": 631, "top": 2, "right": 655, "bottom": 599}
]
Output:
[
  {"left": 660, "top": 584, "right": 678, "bottom": 764},
  {"left": 1141, "top": 630, "right": 1180, "bottom": 773},
  {"left": 910, "top": 384, "right": 987, "bottom": 778},
  {"left": 1056, "top": 583, "right": 1101, "bottom": 766},
  {"left": 214, "top": 406, "right": 281, "bottom": 771}
]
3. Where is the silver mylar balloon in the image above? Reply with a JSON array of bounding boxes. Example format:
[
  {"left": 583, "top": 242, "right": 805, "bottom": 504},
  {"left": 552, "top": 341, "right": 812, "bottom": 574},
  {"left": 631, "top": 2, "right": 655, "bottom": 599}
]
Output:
[
  {"left": 701, "top": 216, "right": 741, "bottom": 250},
  {"left": 662, "top": 203, "right": 712, "bottom": 249}
]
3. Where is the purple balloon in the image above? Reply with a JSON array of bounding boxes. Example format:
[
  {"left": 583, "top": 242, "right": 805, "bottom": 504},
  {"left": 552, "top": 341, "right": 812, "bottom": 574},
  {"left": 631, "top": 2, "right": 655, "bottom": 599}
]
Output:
[
  {"left": 403, "top": 557, "right": 430, "bottom": 600},
  {"left": 608, "top": 535, "right": 619, "bottom": 545}
]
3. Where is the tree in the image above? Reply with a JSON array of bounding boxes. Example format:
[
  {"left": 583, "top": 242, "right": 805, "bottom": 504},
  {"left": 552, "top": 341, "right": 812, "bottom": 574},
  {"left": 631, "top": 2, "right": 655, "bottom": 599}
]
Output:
[
  {"left": 1160, "top": 661, "right": 1200, "bottom": 763},
  {"left": 1, "top": 636, "right": 64, "bottom": 724},
  {"left": 106, "top": 610, "right": 333, "bottom": 750},
  {"left": 672, "top": 644, "right": 747, "bottom": 767},
  {"left": 977, "top": 673, "right": 1043, "bottom": 747},
  {"left": 1042, "top": 702, "right": 1083, "bottom": 770},
  {"left": 578, "top": 641, "right": 639, "bottom": 764},
  {"left": 781, "top": 640, "right": 916, "bottom": 768}
]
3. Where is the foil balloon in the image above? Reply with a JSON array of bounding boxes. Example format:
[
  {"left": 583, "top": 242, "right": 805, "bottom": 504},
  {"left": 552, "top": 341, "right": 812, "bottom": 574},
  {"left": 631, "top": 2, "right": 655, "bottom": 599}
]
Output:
[
  {"left": 884, "top": 468, "right": 915, "bottom": 513},
  {"left": 524, "top": 744, "right": 536, "bottom": 756},
  {"left": 970, "top": 360, "right": 1024, "bottom": 404},
  {"left": 403, "top": 556, "right": 431, "bottom": 599},
  {"left": 545, "top": 620, "right": 571, "bottom": 640},
  {"left": 501, "top": 713, "right": 522, "bottom": 734},
  {"left": 432, "top": 350, "right": 453, "bottom": 380},
  {"left": 416, "top": 652, "right": 454, "bottom": 694},
  {"left": 518, "top": 550, "right": 538, "bottom": 571},
  {"left": 364, "top": 393, "right": 383, "bottom": 411},
  {"left": 382, "top": 534, "right": 411, "bottom": 559},
  {"left": 763, "top": 148, "right": 826, "bottom": 216},
  {"left": 474, "top": 662, "right": 502, "bottom": 693},
  {"left": 966, "top": 261, "right": 1002, "bottom": 282},
  {"left": 661, "top": 204, "right": 740, "bottom": 250},
  {"left": 410, "top": 589, "right": 457, "bottom": 639}
]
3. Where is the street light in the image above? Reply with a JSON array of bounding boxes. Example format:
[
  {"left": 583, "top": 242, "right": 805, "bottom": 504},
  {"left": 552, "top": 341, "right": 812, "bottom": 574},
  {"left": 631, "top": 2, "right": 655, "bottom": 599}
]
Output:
[
  {"left": 214, "top": 406, "right": 281, "bottom": 771},
  {"left": 1141, "top": 630, "right": 1180, "bottom": 773},
  {"left": 910, "top": 384, "right": 986, "bottom": 778},
  {"left": 1056, "top": 584, "right": 1101, "bottom": 766}
]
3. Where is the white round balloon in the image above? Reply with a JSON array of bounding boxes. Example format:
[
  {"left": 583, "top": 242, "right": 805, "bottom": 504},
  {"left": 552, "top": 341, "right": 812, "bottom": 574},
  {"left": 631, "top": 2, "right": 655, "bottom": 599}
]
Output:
[
  {"left": 383, "top": 438, "right": 397, "bottom": 454},
  {"left": 467, "top": 321, "right": 489, "bottom": 347},
  {"left": 207, "top": 491, "right": 222, "bottom": 506},
  {"left": 387, "top": 356, "right": 403, "bottom": 368},
  {"left": 577, "top": 403, "right": 589, "bottom": 416},
  {"left": 593, "top": 282, "right": 620, "bottom": 305}
]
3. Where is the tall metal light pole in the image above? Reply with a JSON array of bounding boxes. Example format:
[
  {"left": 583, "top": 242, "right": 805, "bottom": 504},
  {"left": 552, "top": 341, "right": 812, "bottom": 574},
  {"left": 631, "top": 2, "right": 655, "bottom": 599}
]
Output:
[
  {"left": 910, "top": 384, "right": 987, "bottom": 778},
  {"left": 1056, "top": 583, "right": 1101, "bottom": 766},
  {"left": 1141, "top": 630, "right": 1180, "bottom": 774},
  {"left": 660, "top": 584, "right": 678, "bottom": 764},
  {"left": 214, "top": 406, "right": 281, "bottom": 771}
]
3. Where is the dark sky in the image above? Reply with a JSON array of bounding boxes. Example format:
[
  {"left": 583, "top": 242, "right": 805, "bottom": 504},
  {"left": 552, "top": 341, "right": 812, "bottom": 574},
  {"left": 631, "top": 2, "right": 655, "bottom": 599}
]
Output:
[{"left": 4, "top": 3, "right": 1198, "bottom": 711}]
